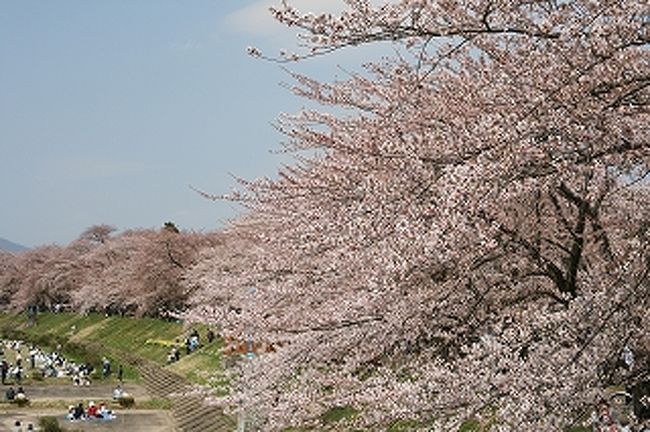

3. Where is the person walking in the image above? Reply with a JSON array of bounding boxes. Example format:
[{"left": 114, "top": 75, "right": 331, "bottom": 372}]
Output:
[
  {"left": 1, "top": 360, "right": 8, "bottom": 384},
  {"left": 29, "top": 346, "right": 37, "bottom": 369},
  {"left": 102, "top": 357, "right": 111, "bottom": 378}
]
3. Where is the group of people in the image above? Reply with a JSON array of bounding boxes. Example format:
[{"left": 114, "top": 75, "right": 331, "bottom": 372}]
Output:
[
  {"left": 166, "top": 328, "right": 216, "bottom": 364},
  {"left": 166, "top": 329, "right": 201, "bottom": 364},
  {"left": 66, "top": 400, "right": 115, "bottom": 422},
  {"left": 0, "top": 339, "right": 124, "bottom": 387},
  {"left": 185, "top": 329, "right": 201, "bottom": 354},
  {"left": 62, "top": 380, "right": 124, "bottom": 423},
  {"left": 12, "top": 420, "right": 35, "bottom": 432},
  {"left": 101, "top": 356, "right": 123, "bottom": 382},
  {"left": 166, "top": 344, "right": 181, "bottom": 364},
  {"left": 5, "top": 386, "right": 27, "bottom": 401},
  {"left": 0, "top": 341, "right": 26, "bottom": 385},
  {"left": 1, "top": 339, "right": 79, "bottom": 384},
  {"left": 592, "top": 397, "right": 650, "bottom": 432}
]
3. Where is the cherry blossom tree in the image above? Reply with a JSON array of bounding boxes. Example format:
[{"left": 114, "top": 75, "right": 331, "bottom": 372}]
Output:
[
  {"left": 0, "top": 251, "right": 19, "bottom": 307},
  {"left": 79, "top": 224, "right": 117, "bottom": 245},
  {"left": 126, "top": 227, "right": 220, "bottom": 316},
  {"left": 4, "top": 244, "right": 82, "bottom": 311},
  {"left": 0, "top": 225, "right": 220, "bottom": 317},
  {"left": 187, "top": 0, "right": 649, "bottom": 429},
  {"left": 71, "top": 226, "right": 220, "bottom": 316}
]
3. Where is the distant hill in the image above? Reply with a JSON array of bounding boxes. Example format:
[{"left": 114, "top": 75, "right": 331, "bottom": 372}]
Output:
[{"left": 0, "top": 237, "right": 29, "bottom": 253}]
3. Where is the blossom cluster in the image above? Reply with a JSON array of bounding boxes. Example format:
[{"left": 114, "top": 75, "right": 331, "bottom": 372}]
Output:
[{"left": 185, "top": 0, "right": 649, "bottom": 430}]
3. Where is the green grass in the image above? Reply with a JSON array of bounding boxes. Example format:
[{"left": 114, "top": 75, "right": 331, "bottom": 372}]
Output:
[
  {"left": 321, "top": 405, "right": 358, "bottom": 423},
  {"left": 1, "top": 312, "right": 184, "bottom": 362},
  {"left": 80, "top": 316, "right": 174, "bottom": 361},
  {"left": 78, "top": 315, "right": 184, "bottom": 363},
  {"left": 387, "top": 418, "right": 441, "bottom": 432},
  {"left": 136, "top": 397, "right": 174, "bottom": 410},
  {"left": 167, "top": 338, "right": 228, "bottom": 391},
  {"left": 0, "top": 312, "right": 222, "bottom": 386},
  {"left": 459, "top": 419, "right": 482, "bottom": 432}
]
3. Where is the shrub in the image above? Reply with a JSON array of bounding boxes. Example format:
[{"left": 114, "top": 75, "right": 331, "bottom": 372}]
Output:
[
  {"left": 459, "top": 419, "right": 481, "bottom": 432},
  {"left": 321, "top": 405, "right": 357, "bottom": 423},
  {"left": 39, "top": 416, "right": 64, "bottom": 432},
  {"left": 13, "top": 394, "right": 29, "bottom": 407},
  {"left": 63, "top": 341, "right": 102, "bottom": 366},
  {"left": 118, "top": 393, "right": 135, "bottom": 408}
]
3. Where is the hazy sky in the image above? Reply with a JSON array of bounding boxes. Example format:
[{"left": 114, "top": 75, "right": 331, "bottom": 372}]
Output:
[{"left": 0, "top": 0, "right": 373, "bottom": 247}]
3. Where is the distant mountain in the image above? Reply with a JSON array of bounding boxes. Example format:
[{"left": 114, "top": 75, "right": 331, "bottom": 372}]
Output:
[{"left": 0, "top": 237, "right": 29, "bottom": 253}]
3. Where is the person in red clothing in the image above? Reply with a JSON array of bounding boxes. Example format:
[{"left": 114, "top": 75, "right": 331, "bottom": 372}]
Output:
[{"left": 87, "top": 401, "right": 98, "bottom": 418}]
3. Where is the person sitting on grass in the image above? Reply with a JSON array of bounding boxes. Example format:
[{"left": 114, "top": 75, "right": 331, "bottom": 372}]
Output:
[
  {"left": 14, "top": 392, "right": 27, "bottom": 405},
  {"left": 5, "top": 386, "right": 15, "bottom": 401},
  {"left": 112, "top": 384, "right": 123, "bottom": 401},
  {"left": 87, "top": 401, "right": 98, "bottom": 418},
  {"left": 73, "top": 402, "right": 85, "bottom": 421},
  {"left": 66, "top": 405, "right": 75, "bottom": 421},
  {"left": 98, "top": 402, "right": 115, "bottom": 420},
  {"left": 14, "top": 387, "right": 27, "bottom": 404},
  {"left": 13, "top": 365, "right": 23, "bottom": 385},
  {"left": 73, "top": 370, "right": 91, "bottom": 386}
]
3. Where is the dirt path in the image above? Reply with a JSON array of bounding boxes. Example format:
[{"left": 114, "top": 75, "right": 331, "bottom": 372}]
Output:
[
  {"left": 6, "top": 382, "right": 151, "bottom": 402},
  {"left": 0, "top": 382, "right": 177, "bottom": 431},
  {"left": 0, "top": 408, "right": 175, "bottom": 432}
]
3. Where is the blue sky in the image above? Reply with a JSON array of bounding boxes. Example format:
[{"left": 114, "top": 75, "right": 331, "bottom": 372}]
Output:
[{"left": 0, "top": 0, "right": 369, "bottom": 247}]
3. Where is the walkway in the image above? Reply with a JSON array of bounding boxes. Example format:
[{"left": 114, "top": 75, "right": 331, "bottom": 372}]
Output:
[
  {"left": 0, "top": 408, "right": 174, "bottom": 432},
  {"left": 10, "top": 382, "right": 150, "bottom": 402},
  {"left": 124, "top": 353, "right": 235, "bottom": 432}
]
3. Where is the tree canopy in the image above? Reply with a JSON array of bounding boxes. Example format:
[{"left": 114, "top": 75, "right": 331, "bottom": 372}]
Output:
[{"left": 186, "top": 0, "right": 650, "bottom": 430}]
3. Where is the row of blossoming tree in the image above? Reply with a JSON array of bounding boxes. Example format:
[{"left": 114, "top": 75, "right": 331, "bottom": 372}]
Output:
[
  {"left": 0, "top": 224, "right": 221, "bottom": 317},
  {"left": 184, "top": 0, "right": 649, "bottom": 430},
  {"left": 0, "top": 0, "right": 647, "bottom": 430}
]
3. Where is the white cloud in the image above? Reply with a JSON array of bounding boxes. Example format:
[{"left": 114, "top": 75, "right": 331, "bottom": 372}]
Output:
[
  {"left": 224, "top": 1, "right": 279, "bottom": 36},
  {"left": 224, "top": 0, "right": 347, "bottom": 36},
  {"left": 222, "top": 0, "right": 397, "bottom": 78},
  {"left": 170, "top": 40, "right": 202, "bottom": 51}
]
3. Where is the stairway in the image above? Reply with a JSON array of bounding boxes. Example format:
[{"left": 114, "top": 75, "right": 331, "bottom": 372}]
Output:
[{"left": 121, "top": 352, "right": 235, "bottom": 431}]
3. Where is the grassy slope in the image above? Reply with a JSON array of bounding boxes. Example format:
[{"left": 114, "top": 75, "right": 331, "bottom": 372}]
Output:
[
  {"left": 166, "top": 339, "right": 228, "bottom": 391},
  {"left": 0, "top": 312, "right": 224, "bottom": 389}
]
